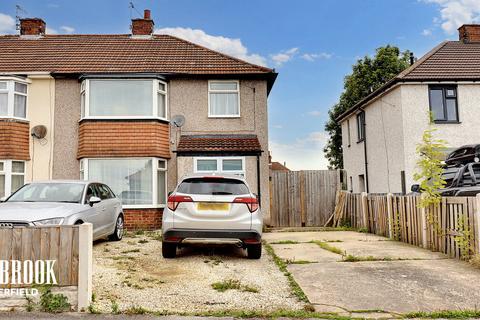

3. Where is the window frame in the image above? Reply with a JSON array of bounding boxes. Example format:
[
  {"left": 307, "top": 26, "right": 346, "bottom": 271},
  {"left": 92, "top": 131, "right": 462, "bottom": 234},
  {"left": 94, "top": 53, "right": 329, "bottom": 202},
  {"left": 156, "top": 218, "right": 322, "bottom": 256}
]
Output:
[
  {"left": 81, "top": 79, "right": 168, "bottom": 121},
  {"left": 194, "top": 156, "right": 245, "bottom": 177},
  {"left": 0, "top": 160, "right": 26, "bottom": 198},
  {"left": 356, "top": 111, "right": 365, "bottom": 142},
  {"left": 0, "top": 79, "right": 29, "bottom": 120},
  {"left": 80, "top": 157, "right": 168, "bottom": 209},
  {"left": 208, "top": 80, "right": 241, "bottom": 118},
  {"left": 428, "top": 85, "right": 459, "bottom": 123}
]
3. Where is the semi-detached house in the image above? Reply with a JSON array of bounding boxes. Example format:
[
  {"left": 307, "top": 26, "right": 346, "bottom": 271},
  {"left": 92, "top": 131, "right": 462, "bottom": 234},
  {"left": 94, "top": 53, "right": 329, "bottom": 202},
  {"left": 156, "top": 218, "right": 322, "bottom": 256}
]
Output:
[
  {"left": 0, "top": 10, "right": 277, "bottom": 229},
  {"left": 338, "top": 24, "right": 480, "bottom": 194}
]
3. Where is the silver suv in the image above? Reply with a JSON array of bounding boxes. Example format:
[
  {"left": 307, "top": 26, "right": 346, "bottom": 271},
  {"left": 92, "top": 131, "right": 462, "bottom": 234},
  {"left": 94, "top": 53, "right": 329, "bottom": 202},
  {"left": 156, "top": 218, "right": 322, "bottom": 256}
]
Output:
[{"left": 162, "top": 174, "right": 262, "bottom": 259}]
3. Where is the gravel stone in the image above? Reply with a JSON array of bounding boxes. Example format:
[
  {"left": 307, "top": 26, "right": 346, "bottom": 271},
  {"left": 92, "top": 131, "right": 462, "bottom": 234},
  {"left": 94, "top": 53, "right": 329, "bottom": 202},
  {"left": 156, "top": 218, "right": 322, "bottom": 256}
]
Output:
[{"left": 92, "top": 233, "right": 304, "bottom": 314}]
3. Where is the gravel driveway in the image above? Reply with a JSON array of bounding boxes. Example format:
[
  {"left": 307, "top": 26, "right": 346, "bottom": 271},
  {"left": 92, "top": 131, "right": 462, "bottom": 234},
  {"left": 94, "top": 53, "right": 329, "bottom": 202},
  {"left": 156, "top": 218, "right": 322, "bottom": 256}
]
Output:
[{"left": 92, "top": 232, "right": 304, "bottom": 314}]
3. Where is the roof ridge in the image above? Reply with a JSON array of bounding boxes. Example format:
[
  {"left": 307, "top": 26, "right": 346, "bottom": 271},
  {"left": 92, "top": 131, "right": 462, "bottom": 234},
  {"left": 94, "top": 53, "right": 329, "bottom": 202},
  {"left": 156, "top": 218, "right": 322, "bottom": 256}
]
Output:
[
  {"left": 159, "top": 34, "right": 273, "bottom": 73},
  {"left": 397, "top": 41, "right": 449, "bottom": 79}
]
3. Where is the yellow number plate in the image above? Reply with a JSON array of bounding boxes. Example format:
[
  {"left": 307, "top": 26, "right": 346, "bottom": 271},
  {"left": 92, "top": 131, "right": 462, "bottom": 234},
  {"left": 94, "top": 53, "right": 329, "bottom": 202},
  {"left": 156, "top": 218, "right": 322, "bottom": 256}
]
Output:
[{"left": 197, "top": 202, "right": 230, "bottom": 211}]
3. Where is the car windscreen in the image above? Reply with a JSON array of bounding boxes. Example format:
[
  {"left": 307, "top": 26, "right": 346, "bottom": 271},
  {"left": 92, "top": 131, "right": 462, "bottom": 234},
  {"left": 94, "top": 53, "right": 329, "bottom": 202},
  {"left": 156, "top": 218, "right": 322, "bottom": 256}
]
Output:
[
  {"left": 8, "top": 183, "right": 85, "bottom": 203},
  {"left": 177, "top": 178, "right": 249, "bottom": 195}
]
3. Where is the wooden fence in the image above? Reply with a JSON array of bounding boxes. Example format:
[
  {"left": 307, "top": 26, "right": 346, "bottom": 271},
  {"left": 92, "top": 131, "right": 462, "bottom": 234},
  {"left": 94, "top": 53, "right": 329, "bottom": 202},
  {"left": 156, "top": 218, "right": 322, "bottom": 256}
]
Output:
[
  {"left": 333, "top": 191, "right": 480, "bottom": 259},
  {"left": 269, "top": 170, "right": 342, "bottom": 227},
  {"left": 0, "top": 224, "right": 92, "bottom": 310}
]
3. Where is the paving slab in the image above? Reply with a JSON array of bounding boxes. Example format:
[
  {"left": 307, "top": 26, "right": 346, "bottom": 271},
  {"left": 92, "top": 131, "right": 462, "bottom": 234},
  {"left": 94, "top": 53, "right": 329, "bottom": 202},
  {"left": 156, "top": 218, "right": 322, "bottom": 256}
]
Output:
[
  {"left": 333, "top": 239, "right": 447, "bottom": 260},
  {"left": 264, "top": 231, "right": 384, "bottom": 243},
  {"left": 288, "top": 258, "right": 480, "bottom": 313},
  {"left": 270, "top": 243, "right": 340, "bottom": 263}
]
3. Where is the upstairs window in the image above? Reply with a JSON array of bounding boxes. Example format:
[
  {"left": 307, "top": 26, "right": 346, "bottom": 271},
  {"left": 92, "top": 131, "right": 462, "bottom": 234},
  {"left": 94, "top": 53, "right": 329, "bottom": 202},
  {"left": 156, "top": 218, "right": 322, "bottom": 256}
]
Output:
[
  {"left": 429, "top": 85, "right": 458, "bottom": 123},
  {"left": 208, "top": 80, "right": 240, "bottom": 117},
  {"left": 357, "top": 111, "right": 365, "bottom": 142},
  {"left": 0, "top": 80, "right": 28, "bottom": 119},
  {"left": 82, "top": 79, "right": 167, "bottom": 119}
]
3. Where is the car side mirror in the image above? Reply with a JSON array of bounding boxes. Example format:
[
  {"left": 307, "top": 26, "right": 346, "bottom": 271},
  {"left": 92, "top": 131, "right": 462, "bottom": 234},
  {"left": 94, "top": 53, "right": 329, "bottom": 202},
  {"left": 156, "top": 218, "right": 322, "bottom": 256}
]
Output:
[
  {"left": 411, "top": 184, "right": 421, "bottom": 193},
  {"left": 89, "top": 196, "right": 101, "bottom": 207}
]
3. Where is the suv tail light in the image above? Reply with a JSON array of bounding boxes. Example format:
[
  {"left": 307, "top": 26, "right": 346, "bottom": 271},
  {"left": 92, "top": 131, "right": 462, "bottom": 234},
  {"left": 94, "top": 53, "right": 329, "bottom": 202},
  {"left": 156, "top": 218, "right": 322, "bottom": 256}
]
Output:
[
  {"left": 167, "top": 195, "right": 193, "bottom": 211},
  {"left": 233, "top": 197, "right": 259, "bottom": 213}
]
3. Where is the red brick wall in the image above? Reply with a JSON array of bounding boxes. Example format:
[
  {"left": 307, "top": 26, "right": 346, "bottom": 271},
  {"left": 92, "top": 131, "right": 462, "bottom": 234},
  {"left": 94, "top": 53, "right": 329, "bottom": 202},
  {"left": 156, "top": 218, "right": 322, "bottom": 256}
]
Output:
[
  {"left": 123, "top": 208, "right": 163, "bottom": 230},
  {"left": 459, "top": 25, "right": 480, "bottom": 42},
  {"left": 77, "top": 120, "right": 170, "bottom": 159},
  {"left": 0, "top": 119, "right": 30, "bottom": 160}
]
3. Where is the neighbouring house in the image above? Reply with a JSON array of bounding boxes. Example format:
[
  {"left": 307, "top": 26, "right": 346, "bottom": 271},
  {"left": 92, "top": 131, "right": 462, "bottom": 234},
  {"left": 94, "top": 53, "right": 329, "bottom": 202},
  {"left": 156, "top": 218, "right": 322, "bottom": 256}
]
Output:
[
  {"left": 338, "top": 24, "right": 480, "bottom": 194},
  {"left": 0, "top": 10, "right": 276, "bottom": 229},
  {"left": 270, "top": 162, "right": 290, "bottom": 172}
]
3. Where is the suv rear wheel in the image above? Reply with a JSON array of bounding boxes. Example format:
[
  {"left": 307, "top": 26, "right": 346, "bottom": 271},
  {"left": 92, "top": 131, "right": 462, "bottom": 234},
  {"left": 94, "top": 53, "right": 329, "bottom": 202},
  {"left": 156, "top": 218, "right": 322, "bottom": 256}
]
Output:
[
  {"left": 247, "top": 243, "right": 262, "bottom": 259},
  {"left": 162, "top": 241, "right": 177, "bottom": 258}
]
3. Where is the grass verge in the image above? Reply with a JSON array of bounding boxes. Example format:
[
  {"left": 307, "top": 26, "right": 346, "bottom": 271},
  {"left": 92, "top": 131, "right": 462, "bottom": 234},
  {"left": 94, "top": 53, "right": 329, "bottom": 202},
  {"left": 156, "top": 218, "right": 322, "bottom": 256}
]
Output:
[{"left": 404, "top": 310, "right": 480, "bottom": 319}]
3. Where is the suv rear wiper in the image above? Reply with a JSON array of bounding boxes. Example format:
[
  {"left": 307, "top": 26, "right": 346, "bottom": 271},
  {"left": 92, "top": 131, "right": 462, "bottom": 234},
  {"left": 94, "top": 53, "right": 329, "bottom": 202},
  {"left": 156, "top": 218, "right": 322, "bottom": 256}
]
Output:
[{"left": 211, "top": 192, "right": 234, "bottom": 195}]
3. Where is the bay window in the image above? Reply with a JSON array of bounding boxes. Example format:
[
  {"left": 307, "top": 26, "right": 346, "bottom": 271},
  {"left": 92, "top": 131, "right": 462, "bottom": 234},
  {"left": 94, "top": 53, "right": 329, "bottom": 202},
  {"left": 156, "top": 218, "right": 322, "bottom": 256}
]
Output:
[
  {"left": 81, "top": 79, "right": 167, "bottom": 119},
  {"left": 0, "top": 160, "right": 25, "bottom": 198},
  {"left": 194, "top": 157, "right": 245, "bottom": 176},
  {"left": 80, "top": 158, "right": 167, "bottom": 208},
  {"left": 0, "top": 80, "right": 28, "bottom": 119},
  {"left": 208, "top": 80, "right": 240, "bottom": 117}
]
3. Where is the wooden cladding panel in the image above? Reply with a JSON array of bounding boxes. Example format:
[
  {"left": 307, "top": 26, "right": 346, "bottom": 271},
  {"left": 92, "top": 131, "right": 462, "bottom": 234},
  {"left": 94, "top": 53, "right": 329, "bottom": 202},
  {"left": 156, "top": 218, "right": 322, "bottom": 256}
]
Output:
[
  {"left": 78, "top": 120, "right": 170, "bottom": 159},
  {"left": 0, "top": 119, "right": 30, "bottom": 160}
]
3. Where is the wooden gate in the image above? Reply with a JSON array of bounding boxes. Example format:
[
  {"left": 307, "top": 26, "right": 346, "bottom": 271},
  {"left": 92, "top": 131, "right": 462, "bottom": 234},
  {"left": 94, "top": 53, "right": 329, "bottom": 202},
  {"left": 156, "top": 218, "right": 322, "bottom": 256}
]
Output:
[{"left": 269, "top": 170, "right": 341, "bottom": 227}]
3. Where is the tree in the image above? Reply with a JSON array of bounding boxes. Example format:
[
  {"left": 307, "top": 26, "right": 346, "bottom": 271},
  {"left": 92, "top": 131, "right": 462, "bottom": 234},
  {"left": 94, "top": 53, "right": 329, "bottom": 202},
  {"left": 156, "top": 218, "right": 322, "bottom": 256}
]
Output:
[{"left": 324, "top": 46, "right": 411, "bottom": 169}]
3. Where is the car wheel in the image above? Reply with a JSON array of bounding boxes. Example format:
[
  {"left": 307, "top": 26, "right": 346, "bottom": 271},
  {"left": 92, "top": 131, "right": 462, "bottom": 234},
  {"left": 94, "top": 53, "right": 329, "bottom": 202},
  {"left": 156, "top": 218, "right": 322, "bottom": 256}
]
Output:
[
  {"left": 108, "top": 214, "right": 124, "bottom": 241},
  {"left": 162, "top": 241, "right": 177, "bottom": 258},
  {"left": 247, "top": 243, "right": 262, "bottom": 259}
]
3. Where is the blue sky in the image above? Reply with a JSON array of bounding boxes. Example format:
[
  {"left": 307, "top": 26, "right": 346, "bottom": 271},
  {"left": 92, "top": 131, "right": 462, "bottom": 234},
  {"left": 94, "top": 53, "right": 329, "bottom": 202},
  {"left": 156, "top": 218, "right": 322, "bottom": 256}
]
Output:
[{"left": 0, "top": 0, "right": 477, "bottom": 170}]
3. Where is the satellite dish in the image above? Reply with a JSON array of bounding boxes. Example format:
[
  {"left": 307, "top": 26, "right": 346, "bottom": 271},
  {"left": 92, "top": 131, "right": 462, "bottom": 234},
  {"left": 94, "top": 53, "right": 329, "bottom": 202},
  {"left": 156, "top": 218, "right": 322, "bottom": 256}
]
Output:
[
  {"left": 31, "top": 125, "right": 47, "bottom": 139},
  {"left": 171, "top": 115, "right": 185, "bottom": 128}
]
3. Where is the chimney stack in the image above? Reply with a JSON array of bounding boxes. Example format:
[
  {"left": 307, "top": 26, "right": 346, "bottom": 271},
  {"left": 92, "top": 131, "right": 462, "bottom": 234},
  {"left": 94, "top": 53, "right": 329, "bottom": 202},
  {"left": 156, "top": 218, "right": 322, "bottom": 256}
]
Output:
[
  {"left": 131, "top": 9, "right": 154, "bottom": 36},
  {"left": 458, "top": 24, "right": 480, "bottom": 43},
  {"left": 19, "top": 18, "right": 46, "bottom": 36}
]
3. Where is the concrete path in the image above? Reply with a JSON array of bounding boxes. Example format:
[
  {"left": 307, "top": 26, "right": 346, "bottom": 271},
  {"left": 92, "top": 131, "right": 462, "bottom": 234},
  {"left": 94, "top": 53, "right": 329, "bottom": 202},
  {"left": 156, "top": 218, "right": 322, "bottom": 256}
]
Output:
[{"left": 264, "top": 231, "right": 480, "bottom": 316}]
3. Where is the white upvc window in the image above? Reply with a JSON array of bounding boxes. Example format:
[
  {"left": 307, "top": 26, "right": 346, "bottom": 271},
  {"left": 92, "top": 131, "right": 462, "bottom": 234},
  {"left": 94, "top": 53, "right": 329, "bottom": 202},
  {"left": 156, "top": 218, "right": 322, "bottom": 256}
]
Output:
[
  {"left": 0, "top": 80, "right": 28, "bottom": 119},
  {"left": 0, "top": 160, "right": 26, "bottom": 199},
  {"left": 208, "top": 80, "right": 240, "bottom": 117},
  {"left": 81, "top": 79, "right": 168, "bottom": 120},
  {"left": 80, "top": 157, "right": 167, "bottom": 208},
  {"left": 194, "top": 157, "right": 245, "bottom": 177}
]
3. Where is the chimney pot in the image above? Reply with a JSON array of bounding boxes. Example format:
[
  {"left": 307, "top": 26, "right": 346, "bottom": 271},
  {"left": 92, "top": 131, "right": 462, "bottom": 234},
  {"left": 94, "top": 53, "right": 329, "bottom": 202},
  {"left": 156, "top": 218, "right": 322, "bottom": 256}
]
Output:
[
  {"left": 131, "top": 9, "right": 154, "bottom": 36},
  {"left": 144, "top": 9, "right": 151, "bottom": 20},
  {"left": 458, "top": 24, "right": 480, "bottom": 43},
  {"left": 19, "top": 18, "right": 46, "bottom": 36}
]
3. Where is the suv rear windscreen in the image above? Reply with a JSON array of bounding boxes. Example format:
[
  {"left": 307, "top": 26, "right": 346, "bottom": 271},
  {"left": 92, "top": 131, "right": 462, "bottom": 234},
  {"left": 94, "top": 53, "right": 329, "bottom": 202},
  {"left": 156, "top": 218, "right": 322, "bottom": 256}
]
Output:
[{"left": 177, "top": 178, "right": 249, "bottom": 195}]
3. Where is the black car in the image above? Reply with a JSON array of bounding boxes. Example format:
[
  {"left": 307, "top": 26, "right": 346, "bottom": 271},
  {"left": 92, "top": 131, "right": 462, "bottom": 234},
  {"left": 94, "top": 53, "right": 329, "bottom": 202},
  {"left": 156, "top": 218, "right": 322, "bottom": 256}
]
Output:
[
  {"left": 445, "top": 144, "right": 480, "bottom": 166},
  {"left": 411, "top": 163, "right": 480, "bottom": 196}
]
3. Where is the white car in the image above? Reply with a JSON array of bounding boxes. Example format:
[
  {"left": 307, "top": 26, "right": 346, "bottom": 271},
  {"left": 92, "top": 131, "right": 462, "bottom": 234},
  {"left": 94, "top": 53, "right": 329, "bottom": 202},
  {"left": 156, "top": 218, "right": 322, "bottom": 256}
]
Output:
[
  {"left": 162, "top": 174, "right": 263, "bottom": 259},
  {"left": 0, "top": 180, "right": 124, "bottom": 241}
]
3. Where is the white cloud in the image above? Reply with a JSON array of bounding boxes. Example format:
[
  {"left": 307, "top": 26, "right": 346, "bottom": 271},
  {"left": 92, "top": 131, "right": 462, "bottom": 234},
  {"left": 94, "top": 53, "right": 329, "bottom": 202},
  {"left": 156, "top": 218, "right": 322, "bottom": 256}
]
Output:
[
  {"left": 421, "top": 28, "right": 433, "bottom": 36},
  {"left": 269, "top": 131, "right": 329, "bottom": 170},
  {"left": 155, "top": 27, "right": 267, "bottom": 66},
  {"left": 307, "top": 110, "right": 322, "bottom": 117},
  {"left": 60, "top": 26, "right": 75, "bottom": 34},
  {"left": 301, "top": 52, "right": 332, "bottom": 61},
  {"left": 0, "top": 13, "right": 15, "bottom": 34},
  {"left": 270, "top": 47, "right": 299, "bottom": 66},
  {"left": 46, "top": 27, "right": 57, "bottom": 35},
  {"left": 424, "top": 0, "right": 480, "bottom": 34}
]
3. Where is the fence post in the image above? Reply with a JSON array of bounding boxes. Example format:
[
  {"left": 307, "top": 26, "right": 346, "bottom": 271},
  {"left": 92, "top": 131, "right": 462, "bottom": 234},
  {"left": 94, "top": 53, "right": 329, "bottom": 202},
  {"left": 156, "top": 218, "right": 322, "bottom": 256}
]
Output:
[
  {"left": 386, "top": 193, "right": 394, "bottom": 239},
  {"left": 475, "top": 194, "right": 480, "bottom": 254},
  {"left": 420, "top": 194, "right": 428, "bottom": 249},
  {"left": 361, "top": 192, "right": 368, "bottom": 230},
  {"left": 77, "top": 223, "right": 93, "bottom": 311}
]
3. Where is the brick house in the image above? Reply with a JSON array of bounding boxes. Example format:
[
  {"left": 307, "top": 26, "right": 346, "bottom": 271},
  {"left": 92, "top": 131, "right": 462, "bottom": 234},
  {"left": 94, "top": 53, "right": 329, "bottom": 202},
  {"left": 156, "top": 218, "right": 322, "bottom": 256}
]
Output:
[
  {"left": 338, "top": 24, "right": 480, "bottom": 194},
  {"left": 0, "top": 10, "right": 276, "bottom": 229}
]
